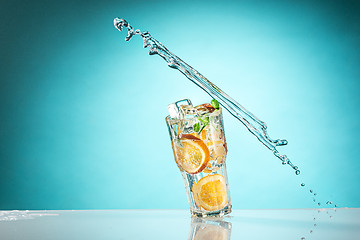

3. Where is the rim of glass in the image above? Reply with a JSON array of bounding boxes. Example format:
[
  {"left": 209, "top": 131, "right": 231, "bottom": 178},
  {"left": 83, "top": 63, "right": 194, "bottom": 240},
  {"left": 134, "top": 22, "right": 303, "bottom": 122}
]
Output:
[{"left": 165, "top": 108, "right": 223, "bottom": 125}]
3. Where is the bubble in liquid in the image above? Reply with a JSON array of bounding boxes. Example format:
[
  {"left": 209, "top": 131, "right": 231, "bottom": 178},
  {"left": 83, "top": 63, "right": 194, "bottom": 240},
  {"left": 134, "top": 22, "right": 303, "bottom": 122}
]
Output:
[
  {"left": 301, "top": 183, "right": 305, "bottom": 187},
  {"left": 295, "top": 170, "right": 300, "bottom": 175},
  {"left": 314, "top": 224, "right": 317, "bottom": 227},
  {"left": 314, "top": 193, "right": 317, "bottom": 196},
  {"left": 301, "top": 237, "right": 305, "bottom": 240},
  {"left": 335, "top": 204, "right": 338, "bottom": 207},
  {"left": 310, "top": 230, "right": 313, "bottom": 234},
  {"left": 318, "top": 202, "right": 321, "bottom": 206},
  {"left": 310, "top": 189, "right": 313, "bottom": 193}
]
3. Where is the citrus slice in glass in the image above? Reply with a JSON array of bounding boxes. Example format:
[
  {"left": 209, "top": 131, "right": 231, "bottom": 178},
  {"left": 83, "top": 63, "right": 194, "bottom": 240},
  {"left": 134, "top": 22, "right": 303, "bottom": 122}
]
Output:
[
  {"left": 192, "top": 174, "right": 228, "bottom": 211},
  {"left": 172, "top": 134, "right": 210, "bottom": 174}
]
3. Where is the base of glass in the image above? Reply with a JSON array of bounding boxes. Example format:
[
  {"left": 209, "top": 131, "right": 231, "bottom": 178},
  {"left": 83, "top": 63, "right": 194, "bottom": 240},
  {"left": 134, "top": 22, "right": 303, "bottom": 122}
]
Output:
[{"left": 190, "top": 204, "right": 232, "bottom": 218}]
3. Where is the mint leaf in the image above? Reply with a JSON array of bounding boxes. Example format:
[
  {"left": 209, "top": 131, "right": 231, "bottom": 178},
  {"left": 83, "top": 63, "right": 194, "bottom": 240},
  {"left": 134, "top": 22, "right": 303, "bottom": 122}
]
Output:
[
  {"left": 198, "top": 124, "right": 206, "bottom": 134},
  {"left": 199, "top": 116, "right": 209, "bottom": 125},
  {"left": 193, "top": 123, "right": 200, "bottom": 132},
  {"left": 211, "top": 99, "right": 220, "bottom": 109}
]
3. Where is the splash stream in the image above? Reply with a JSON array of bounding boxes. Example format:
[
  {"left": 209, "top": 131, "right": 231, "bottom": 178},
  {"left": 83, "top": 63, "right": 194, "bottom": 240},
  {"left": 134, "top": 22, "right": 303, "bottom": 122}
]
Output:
[{"left": 114, "top": 18, "right": 299, "bottom": 175}]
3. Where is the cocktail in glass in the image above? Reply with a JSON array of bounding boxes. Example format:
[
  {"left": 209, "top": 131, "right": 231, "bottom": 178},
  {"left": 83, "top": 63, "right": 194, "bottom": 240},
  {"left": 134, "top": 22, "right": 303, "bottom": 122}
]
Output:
[{"left": 165, "top": 99, "right": 232, "bottom": 217}]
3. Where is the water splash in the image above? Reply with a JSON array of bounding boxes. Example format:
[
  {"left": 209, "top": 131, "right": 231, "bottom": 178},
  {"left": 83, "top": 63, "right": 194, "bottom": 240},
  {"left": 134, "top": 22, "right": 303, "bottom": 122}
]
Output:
[{"left": 114, "top": 18, "right": 300, "bottom": 174}]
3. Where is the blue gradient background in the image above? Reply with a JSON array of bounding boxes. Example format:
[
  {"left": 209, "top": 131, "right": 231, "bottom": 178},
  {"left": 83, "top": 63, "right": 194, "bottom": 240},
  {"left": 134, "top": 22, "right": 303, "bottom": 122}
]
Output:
[{"left": 1, "top": 0, "right": 359, "bottom": 210}]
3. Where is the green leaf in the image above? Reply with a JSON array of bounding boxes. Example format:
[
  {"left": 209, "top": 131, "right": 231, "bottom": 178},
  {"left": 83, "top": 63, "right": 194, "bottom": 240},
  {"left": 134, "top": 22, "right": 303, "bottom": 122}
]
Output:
[
  {"left": 199, "top": 116, "right": 209, "bottom": 125},
  {"left": 211, "top": 99, "right": 220, "bottom": 109},
  {"left": 198, "top": 124, "right": 206, "bottom": 134},
  {"left": 193, "top": 123, "right": 200, "bottom": 132}
]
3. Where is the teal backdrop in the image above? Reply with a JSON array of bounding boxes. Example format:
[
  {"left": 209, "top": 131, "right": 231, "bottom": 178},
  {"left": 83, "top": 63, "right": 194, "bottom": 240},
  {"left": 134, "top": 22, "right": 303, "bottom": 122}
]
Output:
[{"left": 1, "top": 0, "right": 359, "bottom": 210}]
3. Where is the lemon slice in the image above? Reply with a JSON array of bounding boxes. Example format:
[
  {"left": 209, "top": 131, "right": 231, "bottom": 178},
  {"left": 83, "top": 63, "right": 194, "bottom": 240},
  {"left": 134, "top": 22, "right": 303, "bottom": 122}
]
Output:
[
  {"left": 172, "top": 134, "right": 210, "bottom": 174},
  {"left": 193, "top": 174, "right": 228, "bottom": 211}
]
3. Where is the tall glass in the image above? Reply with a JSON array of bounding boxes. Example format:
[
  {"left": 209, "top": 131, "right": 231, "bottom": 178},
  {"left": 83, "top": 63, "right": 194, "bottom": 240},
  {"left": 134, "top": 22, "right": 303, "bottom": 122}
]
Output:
[{"left": 165, "top": 99, "right": 232, "bottom": 217}]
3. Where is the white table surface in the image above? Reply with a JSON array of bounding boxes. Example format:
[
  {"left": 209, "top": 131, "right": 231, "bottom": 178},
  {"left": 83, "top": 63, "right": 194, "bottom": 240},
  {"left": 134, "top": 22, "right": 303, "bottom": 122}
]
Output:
[{"left": 1, "top": 208, "right": 359, "bottom": 240}]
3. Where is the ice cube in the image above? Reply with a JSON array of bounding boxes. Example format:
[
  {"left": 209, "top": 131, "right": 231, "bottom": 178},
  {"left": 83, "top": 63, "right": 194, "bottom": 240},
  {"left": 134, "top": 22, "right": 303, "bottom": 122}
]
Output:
[
  {"left": 180, "top": 105, "right": 199, "bottom": 119},
  {"left": 168, "top": 99, "right": 197, "bottom": 119},
  {"left": 168, "top": 103, "right": 180, "bottom": 118},
  {"left": 168, "top": 99, "right": 200, "bottom": 135}
]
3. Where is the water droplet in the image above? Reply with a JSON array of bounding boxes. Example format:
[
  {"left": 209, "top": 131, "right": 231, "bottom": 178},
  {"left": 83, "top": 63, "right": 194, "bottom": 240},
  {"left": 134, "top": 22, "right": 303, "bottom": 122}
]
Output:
[
  {"left": 301, "top": 237, "right": 305, "bottom": 240},
  {"left": 310, "top": 230, "right": 313, "bottom": 234},
  {"left": 313, "top": 217, "right": 316, "bottom": 221},
  {"left": 314, "top": 193, "right": 317, "bottom": 196},
  {"left": 301, "top": 183, "right": 305, "bottom": 187},
  {"left": 335, "top": 204, "right": 338, "bottom": 208},
  {"left": 318, "top": 202, "right": 321, "bottom": 206},
  {"left": 310, "top": 189, "right": 313, "bottom": 193},
  {"left": 295, "top": 170, "right": 300, "bottom": 175},
  {"left": 313, "top": 198, "right": 316, "bottom": 202}
]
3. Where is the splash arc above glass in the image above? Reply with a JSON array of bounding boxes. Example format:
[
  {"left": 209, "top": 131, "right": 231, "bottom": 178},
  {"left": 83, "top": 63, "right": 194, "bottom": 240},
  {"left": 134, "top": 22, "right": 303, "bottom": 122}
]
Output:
[{"left": 114, "top": 18, "right": 299, "bottom": 175}]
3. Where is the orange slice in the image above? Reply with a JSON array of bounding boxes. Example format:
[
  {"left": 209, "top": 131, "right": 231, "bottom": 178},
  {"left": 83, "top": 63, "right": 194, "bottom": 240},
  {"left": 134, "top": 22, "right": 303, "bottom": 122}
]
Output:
[
  {"left": 172, "top": 134, "right": 210, "bottom": 174},
  {"left": 193, "top": 174, "right": 228, "bottom": 211}
]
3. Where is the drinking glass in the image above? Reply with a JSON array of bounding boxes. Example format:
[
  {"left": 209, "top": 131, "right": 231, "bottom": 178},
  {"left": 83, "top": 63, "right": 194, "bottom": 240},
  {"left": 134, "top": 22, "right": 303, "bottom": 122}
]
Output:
[{"left": 165, "top": 99, "right": 232, "bottom": 217}]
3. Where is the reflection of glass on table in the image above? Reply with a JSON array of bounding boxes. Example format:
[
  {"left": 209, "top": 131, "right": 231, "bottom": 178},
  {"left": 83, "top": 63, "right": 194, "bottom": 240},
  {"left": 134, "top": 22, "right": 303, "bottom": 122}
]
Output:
[{"left": 188, "top": 217, "right": 232, "bottom": 240}]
